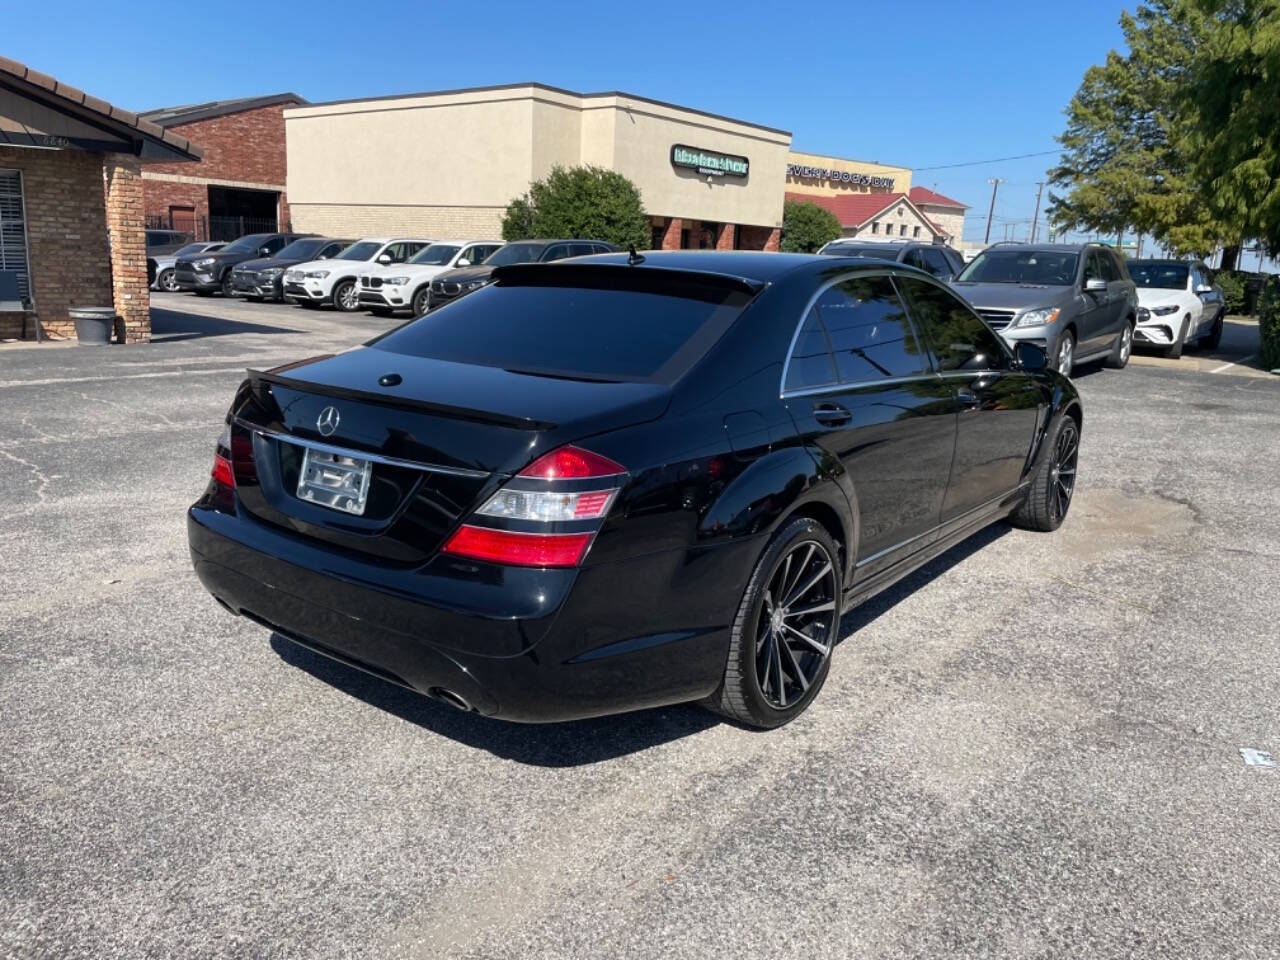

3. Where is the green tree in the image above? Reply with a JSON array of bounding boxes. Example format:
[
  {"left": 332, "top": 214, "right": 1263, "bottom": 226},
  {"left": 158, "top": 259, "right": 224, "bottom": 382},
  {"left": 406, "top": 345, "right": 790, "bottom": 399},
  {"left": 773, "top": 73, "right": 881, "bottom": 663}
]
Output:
[
  {"left": 1186, "top": 0, "right": 1280, "bottom": 261},
  {"left": 501, "top": 165, "right": 649, "bottom": 249},
  {"left": 780, "top": 200, "right": 841, "bottom": 253},
  {"left": 501, "top": 196, "right": 535, "bottom": 241},
  {"left": 1048, "top": 2, "right": 1233, "bottom": 258}
]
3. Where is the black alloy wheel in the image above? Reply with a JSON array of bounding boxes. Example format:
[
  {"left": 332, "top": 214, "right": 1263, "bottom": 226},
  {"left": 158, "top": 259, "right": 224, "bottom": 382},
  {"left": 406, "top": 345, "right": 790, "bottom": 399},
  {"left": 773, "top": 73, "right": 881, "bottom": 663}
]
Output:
[
  {"left": 710, "top": 517, "right": 841, "bottom": 727},
  {"left": 220, "top": 273, "right": 234, "bottom": 298},
  {"left": 1013, "top": 416, "right": 1080, "bottom": 532},
  {"left": 412, "top": 287, "right": 430, "bottom": 316}
]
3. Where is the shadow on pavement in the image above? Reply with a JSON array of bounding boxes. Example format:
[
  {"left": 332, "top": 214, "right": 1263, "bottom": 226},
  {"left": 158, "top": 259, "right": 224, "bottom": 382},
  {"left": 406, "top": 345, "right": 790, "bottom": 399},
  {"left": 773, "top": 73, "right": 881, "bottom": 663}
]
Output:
[
  {"left": 151, "top": 307, "right": 298, "bottom": 342},
  {"left": 270, "top": 522, "right": 1013, "bottom": 763},
  {"left": 270, "top": 633, "right": 719, "bottom": 766},
  {"left": 840, "top": 521, "right": 1010, "bottom": 637}
]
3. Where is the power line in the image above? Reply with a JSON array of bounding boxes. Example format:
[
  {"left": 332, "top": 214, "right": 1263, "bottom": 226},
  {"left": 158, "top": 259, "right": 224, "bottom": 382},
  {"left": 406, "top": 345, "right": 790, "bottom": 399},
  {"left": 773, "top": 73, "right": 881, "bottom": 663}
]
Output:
[{"left": 914, "top": 149, "right": 1062, "bottom": 172}]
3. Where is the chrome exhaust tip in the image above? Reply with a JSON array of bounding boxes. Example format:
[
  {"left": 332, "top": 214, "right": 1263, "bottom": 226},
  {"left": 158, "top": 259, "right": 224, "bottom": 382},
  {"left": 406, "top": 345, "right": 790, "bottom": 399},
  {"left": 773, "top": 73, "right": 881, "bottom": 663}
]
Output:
[{"left": 430, "top": 687, "right": 474, "bottom": 712}]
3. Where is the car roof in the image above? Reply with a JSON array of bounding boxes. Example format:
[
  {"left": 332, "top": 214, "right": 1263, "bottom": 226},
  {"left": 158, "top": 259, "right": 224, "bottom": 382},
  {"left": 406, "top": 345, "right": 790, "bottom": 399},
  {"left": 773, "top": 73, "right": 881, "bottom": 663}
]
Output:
[
  {"left": 984, "top": 242, "right": 1110, "bottom": 254},
  {"left": 425, "top": 239, "right": 501, "bottom": 247},
  {"left": 1128, "top": 258, "right": 1197, "bottom": 265},
  {"left": 501, "top": 238, "right": 618, "bottom": 248}
]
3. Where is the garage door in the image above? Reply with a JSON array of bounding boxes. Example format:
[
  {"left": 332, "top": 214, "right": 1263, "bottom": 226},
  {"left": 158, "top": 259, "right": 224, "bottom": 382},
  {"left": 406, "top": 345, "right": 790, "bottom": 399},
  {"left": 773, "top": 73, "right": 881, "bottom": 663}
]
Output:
[{"left": 0, "top": 168, "right": 30, "bottom": 301}]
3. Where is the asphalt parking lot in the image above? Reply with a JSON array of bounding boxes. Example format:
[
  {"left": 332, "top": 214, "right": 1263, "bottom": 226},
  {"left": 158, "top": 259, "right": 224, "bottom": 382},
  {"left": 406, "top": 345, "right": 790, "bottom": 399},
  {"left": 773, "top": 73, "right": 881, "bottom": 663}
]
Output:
[{"left": 3, "top": 293, "right": 1279, "bottom": 959}]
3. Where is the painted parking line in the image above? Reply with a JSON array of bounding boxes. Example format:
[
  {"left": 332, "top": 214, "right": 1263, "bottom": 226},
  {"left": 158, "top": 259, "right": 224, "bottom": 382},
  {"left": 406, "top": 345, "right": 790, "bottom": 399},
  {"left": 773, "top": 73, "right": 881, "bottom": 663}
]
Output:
[{"left": 1210, "top": 354, "right": 1257, "bottom": 374}]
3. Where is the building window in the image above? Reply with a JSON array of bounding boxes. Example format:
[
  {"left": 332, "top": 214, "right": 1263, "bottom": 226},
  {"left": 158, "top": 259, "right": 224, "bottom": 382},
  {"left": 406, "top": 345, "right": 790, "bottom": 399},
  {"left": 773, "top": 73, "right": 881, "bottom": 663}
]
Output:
[
  {"left": 913, "top": 226, "right": 921, "bottom": 238},
  {"left": 0, "top": 169, "right": 30, "bottom": 303},
  {"left": 651, "top": 224, "right": 664, "bottom": 250},
  {"left": 899, "top": 224, "right": 908, "bottom": 236},
  {"left": 871, "top": 222, "right": 879, "bottom": 234}
]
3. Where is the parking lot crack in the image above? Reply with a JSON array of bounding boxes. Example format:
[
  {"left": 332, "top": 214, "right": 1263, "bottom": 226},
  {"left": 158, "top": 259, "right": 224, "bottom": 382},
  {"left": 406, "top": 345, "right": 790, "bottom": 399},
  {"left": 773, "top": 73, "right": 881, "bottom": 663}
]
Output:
[{"left": 0, "top": 447, "right": 52, "bottom": 516}]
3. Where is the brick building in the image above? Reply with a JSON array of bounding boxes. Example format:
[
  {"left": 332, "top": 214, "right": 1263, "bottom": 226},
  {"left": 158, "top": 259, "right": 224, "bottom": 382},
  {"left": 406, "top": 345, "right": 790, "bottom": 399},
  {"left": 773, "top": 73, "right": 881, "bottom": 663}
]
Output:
[
  {"left": 0, "top": 56, "right": 200, "bottom": 342},
  {"left": 138, "top": 93, "right": 303, "bottom": 241}
]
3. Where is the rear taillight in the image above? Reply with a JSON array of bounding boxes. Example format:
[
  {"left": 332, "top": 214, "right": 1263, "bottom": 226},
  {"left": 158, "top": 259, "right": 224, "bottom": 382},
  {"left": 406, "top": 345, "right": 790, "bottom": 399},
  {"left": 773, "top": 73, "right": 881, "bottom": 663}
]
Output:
[
  {"left": 442, "top": 444, "right": 625, "bottom": 568},
  {"left": 211, "top": 425, "right": 234, "bottom": 489}
]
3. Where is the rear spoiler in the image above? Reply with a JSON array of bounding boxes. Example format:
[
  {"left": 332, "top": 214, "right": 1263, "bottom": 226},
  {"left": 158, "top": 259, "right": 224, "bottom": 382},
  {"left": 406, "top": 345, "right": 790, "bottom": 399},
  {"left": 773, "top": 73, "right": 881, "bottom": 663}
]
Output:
[
  {"left": 244, "top": 368, "right": 556, "bottom": 430},
  {"left": 490, "top": 262, "right": 766, "bottom": 299}
]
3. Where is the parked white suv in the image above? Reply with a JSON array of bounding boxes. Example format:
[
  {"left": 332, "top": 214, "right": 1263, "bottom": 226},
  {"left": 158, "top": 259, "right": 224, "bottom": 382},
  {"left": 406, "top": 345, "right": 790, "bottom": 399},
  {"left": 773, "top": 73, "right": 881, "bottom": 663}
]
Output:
[
  {"left": 1128, "top": 259, "right": 1225, "bottom": 357},
  {"left": 283, "top": 238, "right": 432, "bottom": 312},
  {"left": 357, "top": 240, "right": 502, "bottom": 316}
]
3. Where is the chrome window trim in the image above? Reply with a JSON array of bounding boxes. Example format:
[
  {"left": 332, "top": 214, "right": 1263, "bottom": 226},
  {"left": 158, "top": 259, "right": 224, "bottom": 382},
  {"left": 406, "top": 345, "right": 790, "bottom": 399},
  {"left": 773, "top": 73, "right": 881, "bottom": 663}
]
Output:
[
  {"left": 778, "top": 267, "right": 935, "bottom": 398},
  {"left": 234, "top": 418, "right": 491, "bottom": 478}
]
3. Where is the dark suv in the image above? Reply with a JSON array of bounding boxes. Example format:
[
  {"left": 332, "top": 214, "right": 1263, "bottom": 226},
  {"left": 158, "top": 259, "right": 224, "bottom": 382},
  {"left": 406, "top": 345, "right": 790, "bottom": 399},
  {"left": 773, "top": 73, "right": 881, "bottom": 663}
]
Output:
[
  {"left": 427, "top": 239, "right": 620, "bottom": 309},
  {"left": 175, "top": 233, "right": 312, "bottom": 297},
  {"left": 952, "top": 242, "right": 1138, "bottom": 377},
  {"left": 817, "top": 238, "right": 965, "bottom": 281},
  {"left": 229, "top": 237, "right": 353, "bottom": 302}
]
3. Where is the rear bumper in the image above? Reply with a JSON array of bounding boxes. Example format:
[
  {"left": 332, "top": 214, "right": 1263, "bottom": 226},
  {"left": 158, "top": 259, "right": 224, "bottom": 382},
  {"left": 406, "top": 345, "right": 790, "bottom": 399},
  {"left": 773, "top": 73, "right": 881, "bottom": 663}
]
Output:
[{"left": 188, "top": 502, "right": 740, "bottom": 722}]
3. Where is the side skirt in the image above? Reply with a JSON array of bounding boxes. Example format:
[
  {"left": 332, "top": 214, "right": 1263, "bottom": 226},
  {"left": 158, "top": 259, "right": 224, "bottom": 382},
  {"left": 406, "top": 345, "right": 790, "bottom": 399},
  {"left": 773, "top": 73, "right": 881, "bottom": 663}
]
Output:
[{"left": 841, "top": 486, "right": 1026, "bottom": 613}]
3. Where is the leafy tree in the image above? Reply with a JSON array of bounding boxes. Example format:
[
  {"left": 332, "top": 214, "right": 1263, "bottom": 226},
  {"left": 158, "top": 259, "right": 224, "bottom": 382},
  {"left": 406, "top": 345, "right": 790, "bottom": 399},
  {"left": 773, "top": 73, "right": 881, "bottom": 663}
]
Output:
[
  {"left": 501, "top": 196, "right": 535, "bottom": 241},
  {"left": 501, "top": 165, "right": 649, "bottom": 249},
  {"left": 1186, "top": 0, "right": 1280, "bottom": 262},
  {"left": 780, "top": 200, "right": 841, "bottom": 253},
  {"left": 1048, "top": 2, "right": 1233, "bottom": 259}
]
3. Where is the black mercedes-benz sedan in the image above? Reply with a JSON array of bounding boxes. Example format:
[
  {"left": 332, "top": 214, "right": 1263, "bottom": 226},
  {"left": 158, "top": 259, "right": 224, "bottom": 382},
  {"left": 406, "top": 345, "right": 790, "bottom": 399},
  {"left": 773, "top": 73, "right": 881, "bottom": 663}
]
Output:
[{"left": 188, "top": 252, "right": 1082, "bottom": 728}]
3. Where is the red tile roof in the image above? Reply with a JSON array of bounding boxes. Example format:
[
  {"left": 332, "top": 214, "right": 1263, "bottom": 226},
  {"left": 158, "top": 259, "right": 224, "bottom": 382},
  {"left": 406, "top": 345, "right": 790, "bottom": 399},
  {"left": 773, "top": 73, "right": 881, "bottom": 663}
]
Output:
[
  {"left": 785, "top": 191, "right": 902, "bottom": 228},
  {"left": 909, "top": 186, "right": 968, "bottom": 209}
]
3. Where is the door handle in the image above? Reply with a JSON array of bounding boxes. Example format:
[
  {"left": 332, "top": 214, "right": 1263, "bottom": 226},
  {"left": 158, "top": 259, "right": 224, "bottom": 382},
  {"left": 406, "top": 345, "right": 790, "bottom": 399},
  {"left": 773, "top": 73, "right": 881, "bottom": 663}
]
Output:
[{"left": 812, "top": 401, "right": 851, "bottom": 426}]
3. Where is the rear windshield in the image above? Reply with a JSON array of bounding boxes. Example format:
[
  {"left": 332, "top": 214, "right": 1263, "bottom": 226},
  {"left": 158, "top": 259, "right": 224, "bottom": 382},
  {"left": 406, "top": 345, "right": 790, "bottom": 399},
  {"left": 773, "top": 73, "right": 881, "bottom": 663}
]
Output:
[{"left": 370, "top": 271, "right": 753, "bottom": 382}]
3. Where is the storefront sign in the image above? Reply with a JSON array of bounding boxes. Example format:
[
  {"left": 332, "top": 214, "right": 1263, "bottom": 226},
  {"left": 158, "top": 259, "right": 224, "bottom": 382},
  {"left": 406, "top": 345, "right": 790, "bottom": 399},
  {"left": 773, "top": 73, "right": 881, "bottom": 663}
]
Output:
[
  {"left": 671, "top": 144, "right": 749, "bottom": 179},
  {"left": 787, "top": 163, "right": 895, "bottom": 189}
]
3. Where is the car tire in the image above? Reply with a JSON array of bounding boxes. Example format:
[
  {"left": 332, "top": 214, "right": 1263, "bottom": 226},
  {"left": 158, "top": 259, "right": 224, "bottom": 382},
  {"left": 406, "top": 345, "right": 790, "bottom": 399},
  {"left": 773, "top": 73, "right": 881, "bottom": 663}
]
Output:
[
  {"left": 1165, "top": 316, "right": 1188, "bottom": 359},
  {"left": 1012, "top": 414, "right": 1079, "bottom": 533},
  {"left": 412, "top": 287, "right": 430, "bottom": 316},
  {"left": 1104, "top": 321, "right": 1133, "bottom": 369},
  {"left": 1201, "top": 310, "right": 1224, "bottom": 350},
  {"left": 333, "top": 280, "right": 359, "bottom": 312},
  {"left": 707, "top": 517, "right": 842, "bottom": 729},
  {"left": 220, "top": 273, "right": 234, "bottom": 298},
  {"left": 1055, "top": 329, "right": 1076, "bottom": 378},
  {"left": 157, "top": 269, "right": 178, "bottom": 293}
]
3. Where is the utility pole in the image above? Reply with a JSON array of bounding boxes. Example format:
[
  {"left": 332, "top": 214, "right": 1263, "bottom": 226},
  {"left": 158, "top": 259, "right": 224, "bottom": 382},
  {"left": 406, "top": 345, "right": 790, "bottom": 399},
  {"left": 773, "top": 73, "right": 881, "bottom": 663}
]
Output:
[
  {"left": 1029, "top": 182, "right": 1044, "bottom": 243},
  {"left": 983, "top": 178, "right": 1004, "bottom": 244}
]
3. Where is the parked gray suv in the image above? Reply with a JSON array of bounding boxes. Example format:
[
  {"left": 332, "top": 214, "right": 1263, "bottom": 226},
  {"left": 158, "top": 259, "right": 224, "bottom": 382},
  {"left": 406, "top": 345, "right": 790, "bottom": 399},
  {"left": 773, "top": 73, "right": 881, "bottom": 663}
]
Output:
[{"left": 953, "top": 243, "right": 1137, "bottom": 377}]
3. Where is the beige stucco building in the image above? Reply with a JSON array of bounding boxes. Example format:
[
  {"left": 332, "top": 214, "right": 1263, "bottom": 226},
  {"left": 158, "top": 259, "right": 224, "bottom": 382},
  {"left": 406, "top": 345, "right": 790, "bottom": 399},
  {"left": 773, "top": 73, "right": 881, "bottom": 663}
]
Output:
[{"left": 285, "top": 83, "right": 793, "bottom": 250}]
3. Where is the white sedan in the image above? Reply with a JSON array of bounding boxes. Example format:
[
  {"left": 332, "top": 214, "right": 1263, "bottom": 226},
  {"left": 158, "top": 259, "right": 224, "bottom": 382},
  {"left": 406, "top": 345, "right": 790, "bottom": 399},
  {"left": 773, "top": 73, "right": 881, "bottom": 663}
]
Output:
[
  {"left": 1128, "top": 259, "right": 1225, "bottom": 357},
  {"left": 357, "top": 240, "right": 502, "bottom": 316}
]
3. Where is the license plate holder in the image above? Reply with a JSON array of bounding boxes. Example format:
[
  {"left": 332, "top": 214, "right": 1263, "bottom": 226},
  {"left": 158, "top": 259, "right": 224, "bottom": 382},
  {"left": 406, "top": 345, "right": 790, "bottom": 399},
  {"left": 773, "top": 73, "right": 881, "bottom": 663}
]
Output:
[{"left": 296, "top": 447, "right": 372, "bottom": 515}]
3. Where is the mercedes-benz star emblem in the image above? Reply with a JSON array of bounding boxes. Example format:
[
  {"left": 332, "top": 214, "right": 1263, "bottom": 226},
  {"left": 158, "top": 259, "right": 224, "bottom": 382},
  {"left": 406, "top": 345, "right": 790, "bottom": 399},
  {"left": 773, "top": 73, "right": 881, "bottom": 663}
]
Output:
[{"left": 316, "top": 406, "right": 340, "bottom": 437}]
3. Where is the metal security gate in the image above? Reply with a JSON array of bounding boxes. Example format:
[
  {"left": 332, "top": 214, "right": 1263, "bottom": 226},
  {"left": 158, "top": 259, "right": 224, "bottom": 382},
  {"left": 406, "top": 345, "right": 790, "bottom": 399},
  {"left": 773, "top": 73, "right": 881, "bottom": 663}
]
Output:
[{"left": 0, "top": 168, "right": 31, "bottom": 302}]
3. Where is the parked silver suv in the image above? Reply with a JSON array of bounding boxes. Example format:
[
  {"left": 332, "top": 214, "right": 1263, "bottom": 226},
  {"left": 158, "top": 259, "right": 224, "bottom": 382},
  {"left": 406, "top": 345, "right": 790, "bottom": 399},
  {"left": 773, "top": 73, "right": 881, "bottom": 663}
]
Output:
[{"left": 952, "top": 242, "right": 1137, "bottom": 377}]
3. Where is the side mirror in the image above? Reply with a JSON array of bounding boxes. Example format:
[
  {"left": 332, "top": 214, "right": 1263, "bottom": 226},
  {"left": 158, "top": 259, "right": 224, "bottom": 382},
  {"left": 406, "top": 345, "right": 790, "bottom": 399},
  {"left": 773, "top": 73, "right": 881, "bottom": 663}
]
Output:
[
  {"left": 1195, "top": 283, "right": 1213, "bottom": 293},
  {"left": 456, "top": 258, "right": 471, "bottom": 268},
  {"left": 377, "top": 254, "right": 392, "bottom": 265},
  {"left": 1015, "top": 341, "right": 1048, "bottom": 372},
  {"left": 259, "top": 247, "right": 271, "bottom": 256},
  {"left": 1084, "top": 277, "right": 1107, "bottom": 293}
]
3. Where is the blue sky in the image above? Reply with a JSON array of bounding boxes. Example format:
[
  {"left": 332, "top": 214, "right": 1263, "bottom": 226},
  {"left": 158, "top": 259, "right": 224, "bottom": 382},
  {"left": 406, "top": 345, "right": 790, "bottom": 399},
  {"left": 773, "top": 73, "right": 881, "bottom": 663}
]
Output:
[{"left": 9, "top": 0, "right": 1131, "bottom": 243}]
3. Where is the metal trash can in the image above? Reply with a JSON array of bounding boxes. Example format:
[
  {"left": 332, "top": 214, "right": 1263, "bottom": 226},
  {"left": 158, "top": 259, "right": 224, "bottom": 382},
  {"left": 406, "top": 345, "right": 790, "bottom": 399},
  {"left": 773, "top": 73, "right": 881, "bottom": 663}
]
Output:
[{"left": 69, "top": 307, "right": 117, "bottom": 344}]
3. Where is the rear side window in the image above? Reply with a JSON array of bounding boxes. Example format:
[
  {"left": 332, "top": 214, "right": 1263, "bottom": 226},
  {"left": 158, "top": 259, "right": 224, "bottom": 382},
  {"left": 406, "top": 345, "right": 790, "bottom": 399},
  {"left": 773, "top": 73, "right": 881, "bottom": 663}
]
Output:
[
  {"left": 784, "top": 275, "right": 930, "bottom": 391},
  {"left": 371, "top": 272, "right": 753, "bottom": 382},
  {"left": 897, "top": 275, "right": 1011, "bottom": 372}
]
